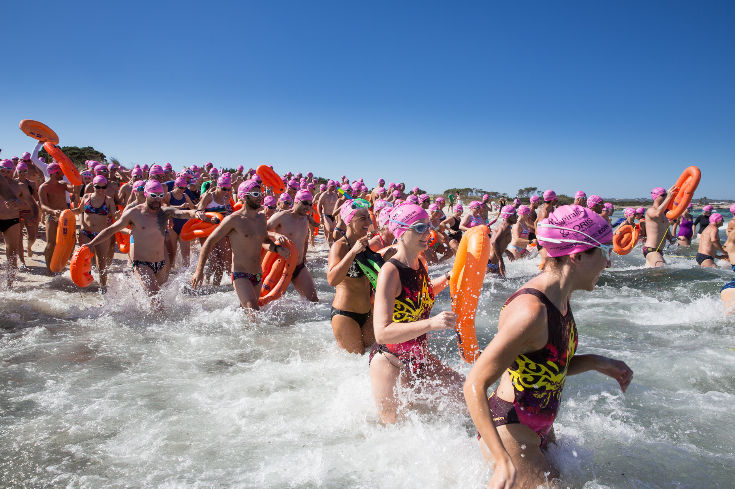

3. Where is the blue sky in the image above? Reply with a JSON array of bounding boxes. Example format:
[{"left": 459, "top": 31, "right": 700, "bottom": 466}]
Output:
[{"left": 2, "top": 1, "right": 733, "bottom": 199}]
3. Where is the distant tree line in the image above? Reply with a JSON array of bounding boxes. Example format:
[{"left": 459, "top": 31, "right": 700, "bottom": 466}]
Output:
[{"left": 38, "top": 146, "right": 108, "bottom": 170}]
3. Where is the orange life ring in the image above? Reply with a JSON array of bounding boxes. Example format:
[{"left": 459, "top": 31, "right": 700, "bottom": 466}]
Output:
[
  {"left": 43, "top": 142, "right": 82, "bottom": 186},
  {"left": 449, "top": 225, "right": 490, "bottom": 364},
  {"left": 613, "top": 224, "right": 639, "bottom": 255},
  {"left": 19, "top": 119, "right": 59, "bottom": 144},
  {"left": 179, "top": 212, "right": 223, "bottom": 241},
  {"left": 258, "top": 238, "right": 299, "bottom": 307},
  {"left": 70, "top": 246, "right": 94, "bottom": 287},
  {"left": 49, "top": 209, "right": 76, "bottom": 273},
  {"left": 256, "top": 165, "right": 285, "bottom": 195},
  {"left": 666, "top": 166, "right": 701, "bottom": 220}
]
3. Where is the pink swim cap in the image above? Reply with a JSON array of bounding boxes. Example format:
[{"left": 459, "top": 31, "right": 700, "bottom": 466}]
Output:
[
  {"left": 237, "top": 165, "right": 244, "bottom": 172},
  {"left": 378, "top": 178, "right": 385, "bottom": 185},
  {"left": 296, "top": 173, "right": 302, "bottom": 179},
  {"left": 378, "top": 209, "right": 392, "bottom": 229},
  {"left": 263, "top": 196, "right": 277, "bottom": 207},
  {"left": 238, "top": 179, "right": 260, "bottom": 198},
  {"left": 624, "top": 207, "right": 636, "bottom": 217},
  {"left": 651, "top": 187, "right": 666, "bottom": 199},
  {"left": 108, "top": 162, "right": 118, "bottom": 170},
  {"left": 174, "top": 177, "right": 187, "bottom": 187},
  {"left": 513, "top": 198, "right": 521, "bottom": 205},
  {"left": 374, "top": 199, "right": 392, "bottom": 215},
  {"left": 500, "top": 205, "right": 517, "bottom": 218},
  {"left": 307, "top": 172, "right": 313, "bottom": 178},
  {"left": 388, "top": 204, "right": 429, "bottom": 239},
  {"left": 412, "top": 187, "right": 420, "bottom": 193},
  {"left": 15, "top": 161, "right": 28, "bottom": 171},
  {"left": 530, "top": 195, "right": 541, "bottom": 204},
  {"left": 300, "top": 183, "right": 308, "bottom": 190},
  {"left": 394, "top": 199, "right": 404, "bottom": 206},
  {"left": 339, "top": 200, "right": 363, "bottom": 224},
  {"left": 164, "top": 162, "right": 172, "bottom": 170},
  {"left": 603, "top": 203, "right": 614, "bottom": 211},
  {"left": 388, "top": 183, "right": 396, "bottom": 189},
  {"left": 279, "top": 193, "right": 292, "bottom": 203},
  {"left": 133, "top": 180, "right": 146, "bottom": 192},
  {"left": 253, "top": 174, "right": 261, "bottom": 182},
  {"left": 392, "top": 190, "right": 401, "bottom": 198},
  {"left": 428, "top": 203, "right": 439, "bottom": 212},
  {"left": 144, "top": 180, "right": 164, "bottom": 197},
  {"left": 328, "top": 180, "right": 337, "bottom": 187},
  {"left": 543, "top": 190, "right": 557, "bottom": 202},
  {"left": 1, "top": 159, "right": 15, "bottom": 170},
  {"left": 469, "top": 200, "right": 482, "bottom": 209},
  {"left": 288, "top": 179, "right": 299, "bottom": 189},
  {"left": 149, "top": 165, "right": 164, "bottom": 176},
  {"left": 518, "top": 205, "right": 531, "bottom": 215},
  {"left": 21, "top": 152, "right": 30, "bottom": 161},
  {"left": 703, "top": 205, "right": 714, "bottom": 213},
  {"left": 295, "top": 190, "right": 313, "bottom": 202},
  {"left": 142, "top": 164, "right": 150, "bottom": 172},
  {"left": 132, "top": 167, "right": 143, "bottom": 176},
  {"left": 95, "top": 166, "right": 108, "bottom": 175},
  {"left": 537, "top": 205, "right": 613, "bottom": 258},
  {"left": 38, "top": 157, "right": 45, "bottom": 163},
  {"left": 48, "top": 163, "right": 62, "bottom": 174},
  {"left": 307, "top": 182, "right": 315, "bottom": 190},
  {"left": 418, "top": 194, "right": 430, "bottom": 203},
  {"left": 730, "top": 203, "right": 735, "bottom": 214},
  {"left": 205, "top": 162, "right": 213, "bottom": 169},
  {"left": 435, "top": 197, "right": 445, "bottom": 203},
  {"left": 209, "top": 167, "right": 220, "bottom": 175},
  {"left": 376, "top": 187, "right": 386, "bottom": 194},
  {"left": 483, "top": 194, "right": 489, "bottom": 202},
  {"left": 406, "top": 195, "right": 419, "bottom": 204},
  {"left": 320, "top": 184, "right": 326, "bottom": 191},
  {"left": 454, "top": 204, "right": 464, "bottom": 213},
  {"left": 93, "top": 175, "right": 107, "bottom": 185},
  {"left": 217, "top": 174, "right": 231, "bottom": 187},
  {"left": 587, "top": 195, "right": 603, "bottom": 207},
  {"left": 710, "top": 213, "right": 724, "bottom": 224},
  {"left": 636, "top": 207, "right": 646, "bottom": 215},
  {"left": 575, "top": 191, "right": 586, "bottom": 199},
  {"left": 342, "top": 184, "right": 352, "bottom": 192}
]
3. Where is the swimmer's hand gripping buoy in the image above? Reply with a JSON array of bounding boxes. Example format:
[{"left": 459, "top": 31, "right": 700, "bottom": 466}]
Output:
[
  {"left": 258, "top": 237, "right": 299, "bottom": 307},
  {"left": 666, "top": 166, "right": 701, "bottom": 220},
  {"left": 449, "top": 225, "right": 490, "bottom": 364},
  {"left": 180, "top": 213, "right": 223, "bottom": 241}
]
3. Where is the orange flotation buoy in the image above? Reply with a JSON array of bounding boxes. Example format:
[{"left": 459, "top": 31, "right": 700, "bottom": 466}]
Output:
[
  {"left": 49, "top": 209, "right": 77, "bottom": 273},
  {"left": 114, "top": 205, "right": 130, "bottom": 253},
  {"left": 429, "top": 230, "right": 438, "bottom": 247},
  {"left": 450, "top": 225, "right": 491, "bottom": 364},
  {"left": 312, "top": 203, "right": 320, "bottom": 236},
  {"left": 666, "top": 166, "right": 701, "bottom": 220},
  {"left": 256, "top": 165, "right": 285, "bottom": 195},
  {"left": 258, "top": 238, "right": 299, "bottom": 307},
  {"left": 180, "top": 212, "right": 223, "bottom": 241},
  {"left": 43, "top": 142, "right": 82, "bottom": 186},
  {"left": 70, "top": 246, "right": 94, "bottom": 287},
  {"left": 19, "top": 119, "right": 59, "bottom": 144},
  {"left": 613, "top": 224, "right": 639, "bottom": 256}
]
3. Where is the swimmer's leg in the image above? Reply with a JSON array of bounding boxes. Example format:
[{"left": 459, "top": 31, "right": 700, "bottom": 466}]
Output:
[
  {"left": 369, "top": 353, "right": 409, "bottom": 424},
  {"left": 479, "top": 425, "right": 561, "bottom": 489},
  {"left": 44, "top": 218, "right": 58, "bottom": 274},
  {"left": 233, "top": 277, "right": 261, "bottom": 310},
  {"left": 291, "top": 266, "right": 318, "bottom": 302},
  {"left": 2, "top": 222, "right": 21, "bottom": 288},
  {"left": 645, "top": 251, "right": 666, "bottom": 268},
  {"left": 722, "top": 288, "right": 735, "bottom": 316},
  {"left": 419, "top": 353, "right": 466, "bottom": 408},
  {"left": 330, "top": 312, "right": 372, "bottom": 354}
]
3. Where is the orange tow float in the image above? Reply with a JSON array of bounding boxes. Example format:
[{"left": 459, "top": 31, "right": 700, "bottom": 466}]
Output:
[
  {"left": 49, "top": 209, "right": 77, "bottom": 273},
  {"left": 180, "top": 213, "right": 223, "bottom": 241},
  {"left": 70, "top": 246, "right": 94, "bottom": 287},
  {"left": 258, "top": 238, "right": 299, "bottom": 307},
  {"left": 613, "top": 224, "right": 639, "bottom": 256},
  {"left": 450, "top": 225, "right": 491, "bottom": 364},
  {"left": 256, "top": 165, "right": 285, "bottom": 195},
  {"left": 666, "top": 166, "right": 701, "bottom": 220},
  {"left": 19, "top": 119, "right": 59, "bottom": 144},
  {"left": 114, "top": 205, "right": 131, "bottom": 253},
  {"left": 43, "top": 142, "right": 82, "bottom": 186}
]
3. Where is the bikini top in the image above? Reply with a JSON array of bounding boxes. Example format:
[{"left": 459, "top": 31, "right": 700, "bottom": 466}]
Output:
[
  {"left": 84, "top": 196, "right": 110, "bottom": 216},
  {"left": 469, "top": 215, "right": 484, "bottom": 227},
  {"left": 342, "top": 238, "right": 365, "bottom": 279},
  {"left": 502, "top": 288, "right": 577, "bottom": 418},
  {"left": 518, "top": 221, "right": 530, "bottom": 237},
  {"left": 205, "top": 196, "right": 228, "bottom": 214}
]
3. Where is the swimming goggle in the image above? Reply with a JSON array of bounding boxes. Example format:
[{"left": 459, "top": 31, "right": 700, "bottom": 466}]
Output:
[
  {"left": 147, "top": 192, "right": 165, "bottom": 199},
  {"left": 350, "top": 199, "right": 370, "bottom": 210},
  {"left": 536, "top": 222, "right": 613, "bottom": 260},
  {"left": 244, "top": 191, "right": 263, "bottom": 198},
  {"left": 389, "top": 219, "right": 431, "bottom": 234}
]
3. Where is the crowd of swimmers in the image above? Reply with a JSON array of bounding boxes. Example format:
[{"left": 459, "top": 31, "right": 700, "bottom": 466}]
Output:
[{"left": 1, "top": 141, "right": 734, "bottom": 488}]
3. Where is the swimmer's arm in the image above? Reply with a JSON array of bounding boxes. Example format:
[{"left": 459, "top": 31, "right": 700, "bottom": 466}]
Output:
[
  {"left": 197, "top": 193, "right": 213, "bottom": 210},
  {"left": 194, "top": 215, "right": 236, "bottom": 274},
  {"left": 650, "top": 185, "right": 677, "bottom": 216},
  {"left": 21, "top": 189, "right": 40, "bottom": 221},
  {"left": 490, "top": 226, "right": 507, "bottom": 276},
  {"left": 162, "top": 207, "right": 212, "bottom": 221},
  {"left": 327, "top": 236, "right": 369, "bottom": 286},
  {"left": 38, "top": 184, "right": 58, "bottom": 215},
  {"left": 373, "top": 263, "right": 453, "bottom": 344},
  {"left": 82, "top": 211, "right": 133, "bottom": 249},
  {"left": 430, "top": 271, "right": 450, "bottom": 294},
  {"left": 70, "top": 195, "right": 86, "bottom": 215},
  {"left": 567, "top": 354, "right": 633, "bottom": 393},
  {"left": 439, "top": 216, "right": 454, "bottom": 229},
  {"left": 464, "top": 298, "right": 547, "bottom": 482},
  {"left": 459, "top": 214, "right": 472, "bottom": 232}
]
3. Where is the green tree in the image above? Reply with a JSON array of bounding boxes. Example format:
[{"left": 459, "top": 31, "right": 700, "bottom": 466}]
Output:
[{"left": 38, "top": 146, "right": 107, "bottom": 170}]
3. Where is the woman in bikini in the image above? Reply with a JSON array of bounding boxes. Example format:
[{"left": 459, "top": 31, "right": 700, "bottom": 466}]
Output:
[
  {"left": 327, "top": 201, "right": 375, "bottom": 354},
  {"left": 507, "top": 205, "right": 533, "bottom": 260},
  {"left": 465, "top": 205, "right": 633, "bottom": 489},
  {"left": 71, "top": 175, "right": 116, "bottom": 290},
  {"left": 369, "top": 203, "right": 463, "bottom": 424},
  {"left": 440, "top": 204, "right": 465, "bottom": 252},
  {"left": 167, "top": 177, "right": 195, "bottom": 268},
  {"left": 197, "top": 174, "right": 233, "bottom": 286}
]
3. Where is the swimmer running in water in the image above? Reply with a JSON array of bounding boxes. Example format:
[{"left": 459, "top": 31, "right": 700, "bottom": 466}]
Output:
[
  {"left": 695, "top": 213, "right": 729, "bottom": 268},
  {"left": 369, "top": 204, "right": 462, "bottom": 423},
  {"left": 673, "top": 204, "right": 695, "bottom": 247},
  {"left": 507, "top": 205, "right": 532, "bottom": 260},
  {"left": 643, "top": 186, "right": 677, "bottom": 268},
  {"left": 465, "top": 205, "right": 632, "bottom": 489},
  {"left": 487, "top": 206, "right": 518, "bottom": 277},
  {"left": 722, "top": 228, "right": 735, "bottom": 315}
]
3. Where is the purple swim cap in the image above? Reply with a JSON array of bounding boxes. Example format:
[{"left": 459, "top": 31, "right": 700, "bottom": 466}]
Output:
[
  {"left": 328, "top": 180, "right": 337, "bottom": 187},
  {"left": 388, "top": 204, "right": 429, "bottom": 239},
  {"left": 144, "top": 180, "right": 164, "bottom": 197},
  {"left": 537, "top": 205, "right": 613, "bottom": 258},
  {"left": 307, "top": 172, "right": 313, "bottom": 178},
  {"left": 342, "top": 184, "right": 352, "bottom": 192},
  {"left": 500, "top": 205, "right": 517, "bottom": 218},
  {"left": 288, "top": 179, "right": 299, "bottom": 189},
  {"left": 575, "top": 191, "right": 586, "bottom": 199},
  {"left": 543, "top": 190, "right": 557, "bottom": 202},
  {"left": 412, "top": 187, "right": 420, "bottom": 193},
  {"left": 209, "top": 167, "right": 220, "bottom": 175},
  {"left": 651, "top": 187, "right": 666, "bottom": 199},
  {"left": 93, "top": 175, "right": 107, "bottom": 185},
  {"left": 709, "top": 213, "right": 724, "bottom": 224},
  {"left": 587, "top": 195, "right": 603, "bottom": 207},
  {"left": 205, "top": 162, "right": 213, "bottom": 169}
]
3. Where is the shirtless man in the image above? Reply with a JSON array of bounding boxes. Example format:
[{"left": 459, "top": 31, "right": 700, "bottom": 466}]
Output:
[
  {"left": 191, "top": 180, "right": 289, "bottom": 309},
  {"left": 38, "top": 163, "right": 74, "bottom": 275},
  {"left": 267, "top": 189, "right": 318, "bottom": 302},
  {"left": 121, "top": 167, "right": 145, "bottom": 204},
  {"left": 535, "top": 190, "right": 557, "bottom": 267},
  {"left": 727, "top": 204, "right": 735, "bottom": 236},
  {"left": 721, "top": 229, "right": 735, "bottom": 314},
  {"left": 695, "top": 213, "right": 728, "bottom": 268},
  {"left": 574, "top": 190, "right": 587, "bottom": 207},
  {"left": 487, "top": 206, "right": 518, "bottom": 277},
  {"left": 587, "top": 195, "right": 604, "bottom": 214},
  {"left": 0, "top": 161, "right": 38, "bottom": 286},
  {"left": 14, "top": 160, "right": 41, "bottom": 262},
  {"left": 370, "top": 178, "right": 385, "bottom": 203},
  {"left": 643, "top": 186, "right": 677, "bottom": 267},
  {"left": 318, "top": 180, "right": 339, "bottom": 247},
  {"left": 81, "top": 180, "right": 216, "bottom": 302}
]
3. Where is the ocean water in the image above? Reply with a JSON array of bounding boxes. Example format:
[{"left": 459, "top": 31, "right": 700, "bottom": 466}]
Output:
[{"left": 1, "top": 214, "right": 734, "bottom": 488}]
